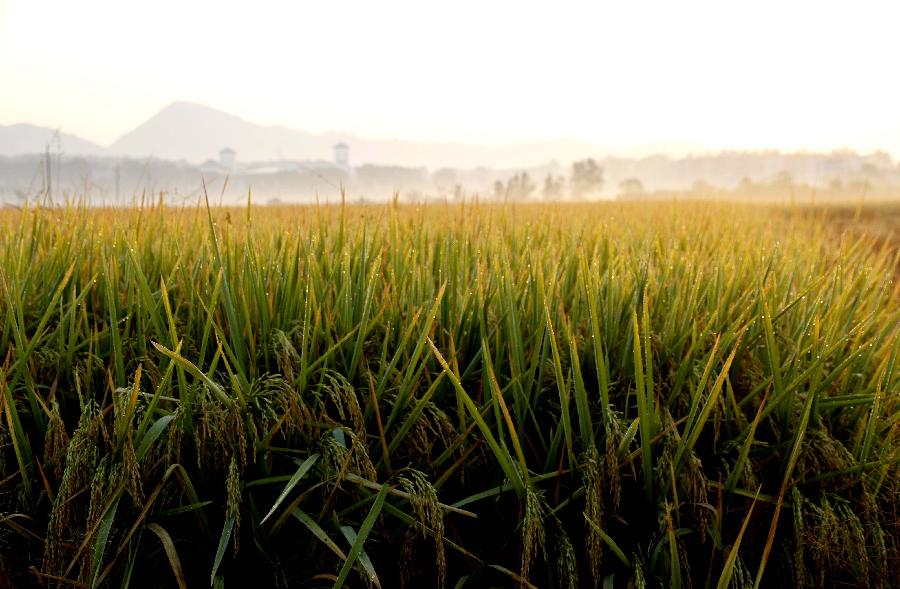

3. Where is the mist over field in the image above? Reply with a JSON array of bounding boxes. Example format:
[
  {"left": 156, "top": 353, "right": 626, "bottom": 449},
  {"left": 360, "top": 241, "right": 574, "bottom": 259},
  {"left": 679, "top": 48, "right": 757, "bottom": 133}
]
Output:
[
  {"left": 3, "top": 1, "right": 900, "bottom": 206},
  {"left": 2, "top": 100, "right": 899, "bottom": 205}
]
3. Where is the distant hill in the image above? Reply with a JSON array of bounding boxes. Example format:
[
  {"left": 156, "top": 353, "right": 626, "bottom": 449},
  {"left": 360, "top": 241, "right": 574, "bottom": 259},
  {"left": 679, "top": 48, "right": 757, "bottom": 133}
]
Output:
[
  {"left": 109, "top": 102, "right": 599, "bottom": 168},
  {"left": 109, "top": 102, "right": 339, "bottom": 163},
  {"left": 0, "top": 124, "right": 107, "bottom": 157},
  {"left": 2, "top": 102, "right": 601, "bottom": 168}
]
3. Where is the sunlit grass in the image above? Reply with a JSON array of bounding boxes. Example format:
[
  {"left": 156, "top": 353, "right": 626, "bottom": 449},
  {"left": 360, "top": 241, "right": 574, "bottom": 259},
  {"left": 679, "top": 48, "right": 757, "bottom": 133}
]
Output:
[{"left": 0, "top": 198, "right": 897, "bottom": 587}]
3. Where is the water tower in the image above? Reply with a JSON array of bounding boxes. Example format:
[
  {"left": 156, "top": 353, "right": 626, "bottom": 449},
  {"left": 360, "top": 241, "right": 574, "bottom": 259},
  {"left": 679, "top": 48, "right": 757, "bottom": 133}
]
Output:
[
  {"left": 333, "top": 142, "right": 349, "bottom": 168},
  {"left": 219, "top": 147, "right": 236, "bottom": 169}
]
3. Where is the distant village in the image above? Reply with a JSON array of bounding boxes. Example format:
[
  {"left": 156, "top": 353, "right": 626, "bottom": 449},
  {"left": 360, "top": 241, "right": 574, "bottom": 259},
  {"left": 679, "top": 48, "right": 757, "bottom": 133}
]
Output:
[{"left": 2, "top": 143, "right": 900, "bottom": 205}]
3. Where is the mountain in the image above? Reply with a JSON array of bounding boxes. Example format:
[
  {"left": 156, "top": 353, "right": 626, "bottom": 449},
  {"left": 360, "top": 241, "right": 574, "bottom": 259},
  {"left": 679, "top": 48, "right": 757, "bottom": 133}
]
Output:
[
  {"left": 0, "top": 124, "right": 107, "bottom": 157},
  {"left": 110, "top": 102, "right": 342, "bottom": 163},
  {"left": 2, "top": 102, "right": 604, "bottom": 167},
  {"left": 109, "top": 102, "right": 600, "bottom": 168}
]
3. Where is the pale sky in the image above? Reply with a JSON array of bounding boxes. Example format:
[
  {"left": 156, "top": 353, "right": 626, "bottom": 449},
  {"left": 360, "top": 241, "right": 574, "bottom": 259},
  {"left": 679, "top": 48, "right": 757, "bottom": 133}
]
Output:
[{"left": 2, "top": 0, "right": 899, "bottom": 156}]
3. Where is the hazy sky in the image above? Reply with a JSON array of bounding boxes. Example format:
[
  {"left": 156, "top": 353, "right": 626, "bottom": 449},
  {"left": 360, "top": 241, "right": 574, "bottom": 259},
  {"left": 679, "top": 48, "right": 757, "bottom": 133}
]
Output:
[{"left": 2, "top": 0, "right": 899, "bottom": 155}]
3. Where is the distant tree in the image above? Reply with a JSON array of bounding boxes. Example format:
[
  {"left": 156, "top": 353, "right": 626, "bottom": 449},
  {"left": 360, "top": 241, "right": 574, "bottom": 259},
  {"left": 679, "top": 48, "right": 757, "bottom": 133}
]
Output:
[
  {"left": 542, "top": 174, "right": 565, "bottom": 201},
  {"left": 493, "top": 180, "right": 505, "bottom": 200},
  {"left": 506, "top": 172, "right": 535, "bottom": 200},
  {"left": 521, "top": 172, "right": 535, "bottom": 200},
  {"left": 433, "top": 168, "right": 458, "bottom": 193},
  {"left": 771, "top": 171, "right": 794, "bottom": 188},
  {"left": 859, "top": 163, "right": 882, "bottom": 182},
  {"left": 571, "top": 159, "right": 603, "bottom": 199},
  {"left": 618, "top": 178, "right": 645, "bottom": 199}
]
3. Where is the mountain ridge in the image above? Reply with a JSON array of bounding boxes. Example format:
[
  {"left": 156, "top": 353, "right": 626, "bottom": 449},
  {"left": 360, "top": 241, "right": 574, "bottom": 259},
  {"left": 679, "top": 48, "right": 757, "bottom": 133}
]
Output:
[
  {"left": 108, "top": 101, "right": 601, "bottom": 168},
  {"left": 0, "top": 123, "right": 108, "bottom": 157},
  {"left": 3, "top": 101, "right": 602, "bottom": 168}
]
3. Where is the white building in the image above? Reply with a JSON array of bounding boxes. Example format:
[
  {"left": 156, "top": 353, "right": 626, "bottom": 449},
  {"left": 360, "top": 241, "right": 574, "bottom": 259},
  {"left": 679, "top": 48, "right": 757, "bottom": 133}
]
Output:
[
  {"left": 333, "top": 142, "right": 349, "bottom": 168},
  {"left": 219, "top": 147, "right": 236, "bottom": 169}
]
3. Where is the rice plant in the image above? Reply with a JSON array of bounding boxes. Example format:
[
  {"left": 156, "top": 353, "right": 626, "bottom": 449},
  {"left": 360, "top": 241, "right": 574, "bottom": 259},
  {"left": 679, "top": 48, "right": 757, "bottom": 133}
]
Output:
[{"left": 0, "top": 198, "right": 897, "bottom": 587}]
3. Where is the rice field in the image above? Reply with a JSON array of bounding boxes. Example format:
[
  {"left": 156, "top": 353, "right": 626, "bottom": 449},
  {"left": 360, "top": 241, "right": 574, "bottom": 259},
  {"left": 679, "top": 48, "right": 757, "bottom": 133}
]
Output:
[{"left": 0, "top": 199, "right": 898, "bottom": 588}]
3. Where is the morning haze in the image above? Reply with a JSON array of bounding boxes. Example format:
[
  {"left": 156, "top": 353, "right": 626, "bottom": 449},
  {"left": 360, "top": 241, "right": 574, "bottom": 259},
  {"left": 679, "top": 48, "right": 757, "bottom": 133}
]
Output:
[
  {"left": 3, "top": 1, "right": 900, "bottom": 152},
  {"left": 3, "top": 0, "right": 900, "bottom": 203},
  {"left": 2, "top": 99, "right": 898, "bottom": 204}
]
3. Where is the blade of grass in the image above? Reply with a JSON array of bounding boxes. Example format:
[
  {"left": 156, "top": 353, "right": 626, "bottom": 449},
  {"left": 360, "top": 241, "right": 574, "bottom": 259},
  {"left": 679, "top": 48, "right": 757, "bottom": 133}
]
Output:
[
  {"left": 146, "top": 523, "right": 188, "bottom": 589},
  {"left": 333, "top": 483, "right": 389, "bottom": 589},
  {"left": 261, "top": 454, "right": 320, "bottom": 524}
]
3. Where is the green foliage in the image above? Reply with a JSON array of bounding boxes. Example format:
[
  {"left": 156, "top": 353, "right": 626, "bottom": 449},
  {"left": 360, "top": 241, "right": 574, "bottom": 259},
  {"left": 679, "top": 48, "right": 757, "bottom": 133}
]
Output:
[{"left": 0, "top": 200, "right": 897, "bottom": 587}]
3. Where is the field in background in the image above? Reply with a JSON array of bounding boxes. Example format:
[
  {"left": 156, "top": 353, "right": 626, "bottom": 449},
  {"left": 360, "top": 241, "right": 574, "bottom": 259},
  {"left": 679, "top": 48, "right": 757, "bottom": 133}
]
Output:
[
  {"left": 807, "top": 201, "right": 900, "bottom": 253},
  {"left": 0, "top": 200, "right": 898, "bottom": 588}
]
